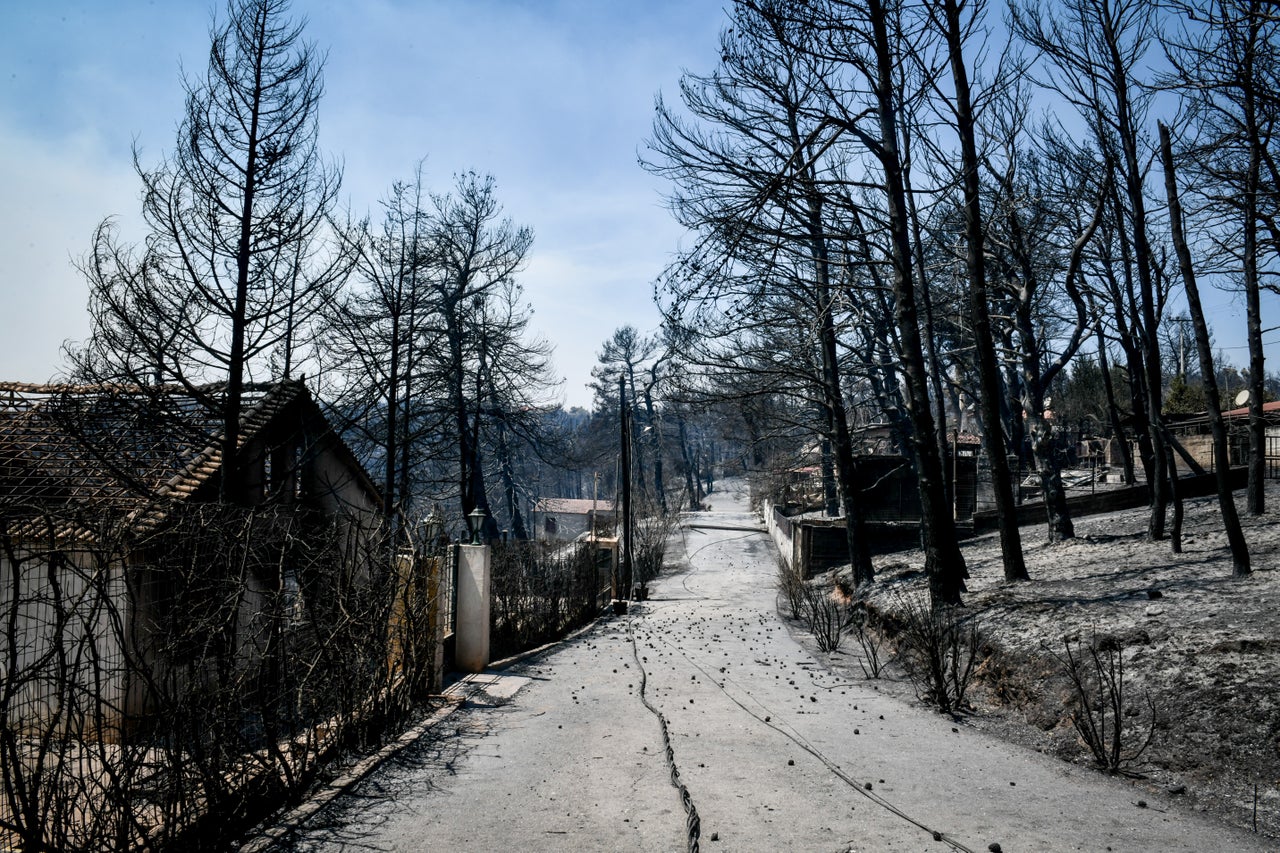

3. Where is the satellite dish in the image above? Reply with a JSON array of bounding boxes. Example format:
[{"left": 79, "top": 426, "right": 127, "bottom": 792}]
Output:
[{"left": 1234, "top": 389, "right": 1251, "bottom": 407}]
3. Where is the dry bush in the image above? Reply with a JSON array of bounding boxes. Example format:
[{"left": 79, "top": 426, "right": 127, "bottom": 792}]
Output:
[
  {"left": 777, "top": 558, "right": 806, "bottom": 621},
  {"left": 489, "top": 541, "right": 610, "bottom": 660},
  {"left": 893, "top": 592, "right": 980, "bottom": 715},
  {"left": 632, "top": 506, "right": 678, "bottom": 588},
  {"left": 847, "top": 603, "right": 886, "bottom": 679},
  {"left": 799, "top": 582, "right": 856, "bottom": 653},
  {"left": 1049, "top": 636, "right": 1157, "bottom": 776},
  {"left": 779, "top": 570, "right": 884, "bottom": 671}
]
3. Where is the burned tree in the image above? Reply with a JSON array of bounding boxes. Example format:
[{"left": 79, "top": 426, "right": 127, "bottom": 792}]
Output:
[
  {"left": 645, "top": 2, "right": 878, "bottom": 585},
  {"left": 1164, "top": 0, "right": 1280, "bottom": 515},
  {"left": 327, "top": 167, "right": 438, "bottom": 539},
  {"left": 1160, "top": 122, "right": 1251, "bottom": 574},
  {"left": 72, "top": 0, "right": 345, "bottom": 505},
  {"left": 1012, "top": 0, "right": 1174, "bottom": 543},
  {"left": 420, "top": 172, "right": 541, "bottom": 535}
]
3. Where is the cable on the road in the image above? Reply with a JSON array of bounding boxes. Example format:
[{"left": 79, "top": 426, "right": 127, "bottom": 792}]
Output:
[
  {"left": 665, "top": 508, "right": 977, "bottom": 850},
  {"left": 635, "top": 627, "right": 980, "bottom": 853},
  {"left": 673, "top": 525, "right": 766, "bottom": 599},
  {"left": 626, "top": 615, "right": 701, "bottom": 853},
  {"left": 661, "top": 504, "right": 974, "bottom": 850},
  {"left": 680, "top": 527, "right": 766, "bottom": 562}
]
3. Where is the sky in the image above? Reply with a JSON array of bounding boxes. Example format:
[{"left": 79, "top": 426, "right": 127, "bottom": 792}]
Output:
[
  {"left": 1, "top": 1, "right": 1275, "bottom": 413},
  {"left": 0, "top": 0, "right": 728, "bottom": 409}
]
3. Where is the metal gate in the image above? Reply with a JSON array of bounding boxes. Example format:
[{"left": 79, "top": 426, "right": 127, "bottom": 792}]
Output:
[{"left": 1267, "top": 430, "right": 1280, "bottom": 479}]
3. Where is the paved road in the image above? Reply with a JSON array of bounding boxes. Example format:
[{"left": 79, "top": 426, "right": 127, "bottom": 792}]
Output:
[{"left": 274, "top": 479, "right": 1271, "bottom": 852}]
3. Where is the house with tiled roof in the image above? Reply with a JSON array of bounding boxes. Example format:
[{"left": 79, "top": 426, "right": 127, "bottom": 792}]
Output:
[
  {"left": 0, "top": 379, "right": 384, "bottom": 732},
  {"left": 531, "top": 496, "right": 617, "bottom": 542},
  {"left": 0, "top": 379, "right": 380, "bottom": 527}
]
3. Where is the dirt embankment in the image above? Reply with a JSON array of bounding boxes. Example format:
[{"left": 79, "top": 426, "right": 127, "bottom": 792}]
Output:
[{"left": 825, "top": 485, "right": 1280, "bottom": 840}]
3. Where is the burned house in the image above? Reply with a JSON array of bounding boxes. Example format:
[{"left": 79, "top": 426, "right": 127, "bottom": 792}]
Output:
[
  {"left": 1167, "top": 399, "right": 1280, "bottom": 476},
  {"left": 0, "top": 380, "right": 383, "bottom": 735}
]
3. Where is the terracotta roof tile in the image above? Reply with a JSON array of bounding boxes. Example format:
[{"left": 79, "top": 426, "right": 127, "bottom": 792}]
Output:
[
  {"left": 533, "top": 497, "right": 617, "bottom": 515},
  {"left": 0, "top": 380, "right": 314, "bottom": 537}
]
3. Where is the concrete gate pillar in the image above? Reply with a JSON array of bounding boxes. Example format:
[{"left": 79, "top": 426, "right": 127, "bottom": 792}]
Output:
[{"left": 455, "top": 544, "right": 491, "bottom": 673}]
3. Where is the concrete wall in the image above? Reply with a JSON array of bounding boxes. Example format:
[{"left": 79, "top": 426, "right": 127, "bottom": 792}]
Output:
[{"left": 972, "top": 466, "right": 1249, "bottom": 531}]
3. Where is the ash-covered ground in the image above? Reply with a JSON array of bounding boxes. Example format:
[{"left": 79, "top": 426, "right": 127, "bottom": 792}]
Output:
[{"left": 817, "top": 482, "right": 1280, "bottom": 840}]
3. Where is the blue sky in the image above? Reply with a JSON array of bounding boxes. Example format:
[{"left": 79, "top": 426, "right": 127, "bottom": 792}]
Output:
[
  {"left": 0, "top": 0, "right": 727, "bottom": 408},
  {"left": 1, "top": 1, "right": 1274, "bottom": 411}
]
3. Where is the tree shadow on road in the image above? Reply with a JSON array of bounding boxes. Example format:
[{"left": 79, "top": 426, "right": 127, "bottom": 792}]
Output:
[{"left": 273, "top": 704, "right": 513, "bottom": 852}]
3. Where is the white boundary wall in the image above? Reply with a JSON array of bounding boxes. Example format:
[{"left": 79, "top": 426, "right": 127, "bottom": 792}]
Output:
[{"left": 762, "top": 498, "right": 798, "bottom": 570}]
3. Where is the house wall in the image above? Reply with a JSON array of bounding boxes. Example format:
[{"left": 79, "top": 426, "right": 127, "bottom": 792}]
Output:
[
  {"left": 1, "top": 544, "right": 131, "bottom": 737},
  {"left": 532, "top": 510, "right": 586, "bottom": 542},
  {"left": 310, "top": 439, "right": 381, "bottom": 519},
  {"left": 1171, "top": 434, "right": 1215, "bottom": 474},
  {"left": 532, "top": 510, "right": 617, "bottom": 543},
  {"left": 303, "top": 437, "right": 384, "bottom": 583}
]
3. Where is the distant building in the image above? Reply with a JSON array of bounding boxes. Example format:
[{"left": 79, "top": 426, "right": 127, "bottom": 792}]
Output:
[
  {"left": 1166, "top": 399, "right": 1280, "bottom": 476},
  {"left": 531, "top": 497, "right": 617, "bottom": 542}
]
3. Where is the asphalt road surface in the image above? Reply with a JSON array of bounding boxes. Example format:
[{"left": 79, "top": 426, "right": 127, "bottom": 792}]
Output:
[{"left": 272, "top": 479, "right": 1271, "bottom": 852}]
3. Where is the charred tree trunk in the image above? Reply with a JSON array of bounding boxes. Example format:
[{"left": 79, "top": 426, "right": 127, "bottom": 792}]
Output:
[
  {"left": 867, "top": 0, "right": 967, "bottom": 603},
  {"left": 1027, "top": 411, "right": 1074, "bottom": 541},
  {"left": 1102, "top": 173, "right": 1159, "bottom": 509},
  {"left": 397, "top": 297, "right": 417, "bottom": 537},
  {"left": 799, "top": 171, "right": 874, "bottom": 584},
  {"left": 942, "top": 0, "right": 1028, "bottom": 580},
  {"left": 1092, "top": 312, "right": 1135, "bottom": 485},
  {"left": 906, "top": 136, "right": 955, "bottom": 509},
  {"left": 1160, "top": 122, "right": 1250, "bottom": 574},
  {"left": 1165, "top": 440, "right": 1183, "bottom": 553},
  {"left": 383, "top": 301, "right": 402, "bottom": 526},
  {"left": 450, "top": 312, "right": 473, "bottom": 518},
  {"left": 643, "top": 386, "right": 667, "bottom": 513},
  {"left": 1107, "top": 30, "right": 1169, "bottom": 541},
  {"left": 820, "top": 434, "right": 839, "bottom": 517},
  {"left": 496, "top": 417, "right": 528, "bottom": 540},
  {"left": 679, "top": 417, "right": 700, "bottom": 511},
  {"left": 1244, "top": 121, "right": 1266, "bottom": 515}
]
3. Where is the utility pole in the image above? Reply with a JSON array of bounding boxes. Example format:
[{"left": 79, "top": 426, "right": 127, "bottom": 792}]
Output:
[
  {"left": 619, "top": 375, "right": 634, "bottom": 601},
  {"left": 1176, "top": 315, "right": 1190, "bottom": 378},
  {"left": 591, "top": 471, "right": 599, "bottom": 541}
]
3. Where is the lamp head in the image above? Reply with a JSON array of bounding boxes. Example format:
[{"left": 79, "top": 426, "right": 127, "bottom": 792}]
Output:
[{"left": 467, "top": 507, "right": 487, "bottom": 545}]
